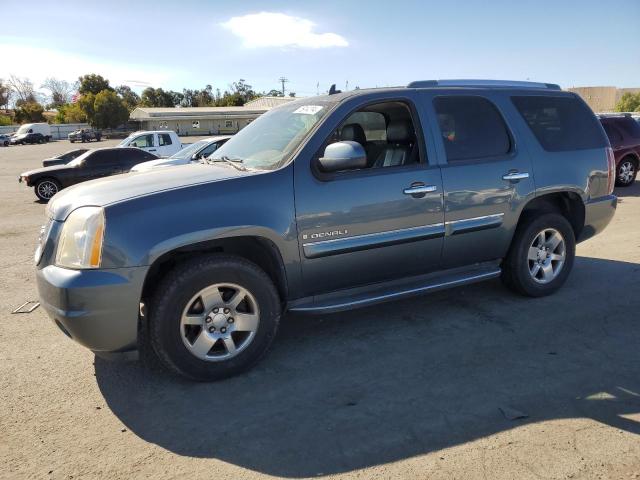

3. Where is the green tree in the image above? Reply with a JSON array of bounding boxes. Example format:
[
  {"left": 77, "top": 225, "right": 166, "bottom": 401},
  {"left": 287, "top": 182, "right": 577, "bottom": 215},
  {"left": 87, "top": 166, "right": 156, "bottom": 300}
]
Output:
[
  {"left": 116, "top": 85, "right": 141, "bottom": 111},
  {"left": 77, "top": 92, "right": 96, "bottom": 124},
  {"left": 140, "top": 87, "right": 174, "bottom": 107},
  {"left": 93, "top": 90, "right": 129, "bottom": 129},
  {"left": 0, "top": 79, "right": 10, "bottom": 110},
  {"left": 267, "top": 89, "right": 283, "bottom": 97},
  {"left": 78, "top": 74, "right": 112, "bottom": 95},
  {"left": 14, "top": 101, "right": 45, "bottom": 123},
  {"left": 615, "top": 92, "right": 640, "bottom": 113},
  {"left": 54, "top": 103, "right": 87, "bottom": 124},
  {"left": 0, "top": 114, "right": 12, "bottom": 126}
]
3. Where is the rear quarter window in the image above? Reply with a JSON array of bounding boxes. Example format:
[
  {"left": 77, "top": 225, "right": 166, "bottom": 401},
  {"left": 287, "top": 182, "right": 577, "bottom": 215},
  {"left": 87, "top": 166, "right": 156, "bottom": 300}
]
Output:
[
  {"left": 616, "top": 117, "right": 640, "bottom": 139},
  {"left": 511, "top": 95, "right": 607, "bottom": 151}
]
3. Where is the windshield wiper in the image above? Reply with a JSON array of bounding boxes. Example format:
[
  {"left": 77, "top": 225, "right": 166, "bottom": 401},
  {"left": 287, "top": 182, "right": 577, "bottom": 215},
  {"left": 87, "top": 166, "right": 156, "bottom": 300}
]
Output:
[{"left": 207, "top": 155, "right": 247, "bottom": 171}]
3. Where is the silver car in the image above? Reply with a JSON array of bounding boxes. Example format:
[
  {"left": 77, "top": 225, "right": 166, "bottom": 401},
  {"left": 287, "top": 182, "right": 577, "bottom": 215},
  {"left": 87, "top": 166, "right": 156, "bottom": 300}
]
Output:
[{"left": 130, "top": 136, "right": 231, "bottom": 172}]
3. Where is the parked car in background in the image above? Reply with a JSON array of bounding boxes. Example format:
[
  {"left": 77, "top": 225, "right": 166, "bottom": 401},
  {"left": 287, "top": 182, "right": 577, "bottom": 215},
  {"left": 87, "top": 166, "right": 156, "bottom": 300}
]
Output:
[
  {"left": 0, "top": 134, "right": 11, "bottom": 146},
  {"left": 118, "top": 130, "right": 182, "bottom": 157},
  {"left": 68, "top": 128, "right": 101, "bottom": 143},
  {"left": 10, "top": 132, "right": 46, "bottom": 145},
  {"left": 598, "top": 113, "right": 640, "bottom": 186},
  {"left": 13, "top": 123, "right": 52, "bottom": 142},
  {"left": 42, "top": 148, "right": 89, "bottom": 167},
  {"left": 19, "top": 147, "right": 157, "bottom": 201},
  {"left": 130, "top": 136, "right": 231, "bottom": 172},
  {"left": 35, "top": 80, "right": 617, "bottom": 381}
]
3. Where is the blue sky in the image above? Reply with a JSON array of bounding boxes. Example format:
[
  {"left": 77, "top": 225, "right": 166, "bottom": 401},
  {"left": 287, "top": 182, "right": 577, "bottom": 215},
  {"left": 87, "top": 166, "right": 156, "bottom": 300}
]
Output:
[{"left": 2, "top": 0, "right": 639, "bottom": 96}]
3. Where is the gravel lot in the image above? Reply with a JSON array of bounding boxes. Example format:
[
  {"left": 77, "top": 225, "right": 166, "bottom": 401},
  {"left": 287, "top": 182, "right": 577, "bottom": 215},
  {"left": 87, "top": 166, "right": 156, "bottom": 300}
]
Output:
[{"left": 1, "top": 140, "right": 639, "bottom": 480}]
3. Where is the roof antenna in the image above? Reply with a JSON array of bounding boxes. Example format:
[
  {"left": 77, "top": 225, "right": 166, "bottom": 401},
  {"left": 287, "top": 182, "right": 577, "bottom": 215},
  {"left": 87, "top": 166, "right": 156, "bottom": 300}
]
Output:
[{"left": 328, "top": 84, "right": 341, "bottom": 95}]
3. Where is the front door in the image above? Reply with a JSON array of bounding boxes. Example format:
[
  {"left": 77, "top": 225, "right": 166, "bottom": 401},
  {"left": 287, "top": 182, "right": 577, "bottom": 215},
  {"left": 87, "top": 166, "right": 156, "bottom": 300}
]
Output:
[
  {"left": 294, "top": 96, "right": 444, "bottom": 296},
  {"left": 420, "top": 91, "right": 535, "bottom": 269},
  {"left": 129, "top": 133, "right": 157, "bottom": 155}
]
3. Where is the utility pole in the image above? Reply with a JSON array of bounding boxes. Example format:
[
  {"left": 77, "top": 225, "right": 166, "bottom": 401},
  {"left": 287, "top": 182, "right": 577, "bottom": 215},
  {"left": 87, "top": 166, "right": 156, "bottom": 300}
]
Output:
[
  {"left": 278, "top": 77, "right": 289, "bottom": 96},
  {"left": 345, "top": 80, "right": 349, "bottom": 91}
]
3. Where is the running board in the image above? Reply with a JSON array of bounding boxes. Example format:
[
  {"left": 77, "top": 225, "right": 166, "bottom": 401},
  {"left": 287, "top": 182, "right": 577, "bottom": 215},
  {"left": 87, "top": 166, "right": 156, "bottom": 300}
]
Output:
[{"left": 288, "top": 263, "right": 502, "bottom": 314}]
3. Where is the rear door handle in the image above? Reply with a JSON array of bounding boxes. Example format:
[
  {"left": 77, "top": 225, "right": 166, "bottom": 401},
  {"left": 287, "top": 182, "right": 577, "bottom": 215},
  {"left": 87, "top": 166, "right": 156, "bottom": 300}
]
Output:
[
  {"left": 502, "top": 171, "right": 529, "bottom": 182},
  {"left": 403, "top": 184, "right": 438, "bottom": 197},
  {"left": 148, "top": 149, "right": 157, "bottom": 152}
]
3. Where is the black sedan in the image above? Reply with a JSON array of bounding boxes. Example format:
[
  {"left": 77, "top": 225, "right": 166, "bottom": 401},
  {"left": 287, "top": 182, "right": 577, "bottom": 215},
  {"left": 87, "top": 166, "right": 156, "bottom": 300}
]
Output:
[
  {"left": 19, "top": 147, "right": 158, "bottom": 201},
  {"left": 42, "top": 148, "right": 89, "bottom": 167},
  {"left": 10, "top": 132, "right": 46, "bottom": 145}
]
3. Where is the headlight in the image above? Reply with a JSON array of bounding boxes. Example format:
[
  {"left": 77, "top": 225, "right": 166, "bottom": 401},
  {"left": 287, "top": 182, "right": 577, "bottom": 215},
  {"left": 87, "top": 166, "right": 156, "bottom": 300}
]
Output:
[{"left": 55, "top": 207, "right": 105, "bottom": 269}]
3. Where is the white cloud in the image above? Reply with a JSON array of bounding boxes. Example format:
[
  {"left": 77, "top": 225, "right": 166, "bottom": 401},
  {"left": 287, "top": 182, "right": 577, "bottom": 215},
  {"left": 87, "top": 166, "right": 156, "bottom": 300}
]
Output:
[{"left": 221, "top": 12, "right": 348, "bottom": 49}]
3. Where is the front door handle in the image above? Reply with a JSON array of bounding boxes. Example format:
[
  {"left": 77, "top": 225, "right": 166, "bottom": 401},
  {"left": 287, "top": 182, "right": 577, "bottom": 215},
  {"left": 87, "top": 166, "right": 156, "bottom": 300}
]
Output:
[
  {"left": 502, "top": 171, "right": 529, "bottom": 182},
  {"left": 403, "top": 184, "right": 438, "bottom": 197},
  {"left": 148, "top": 149, "right": 157, "bottom": 152}
]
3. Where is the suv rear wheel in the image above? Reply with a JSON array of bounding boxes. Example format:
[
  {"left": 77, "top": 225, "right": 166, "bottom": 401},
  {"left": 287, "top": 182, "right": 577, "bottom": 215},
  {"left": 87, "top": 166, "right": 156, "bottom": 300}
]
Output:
[
  {"left": 148, "top": 254, "right": 281, "bottom": 381},
  {"left": 502, "top": 213, "right": 575, "bottom": 297},
  {"left": 616, "top": 157, "right": 637, "bottom": 187}
]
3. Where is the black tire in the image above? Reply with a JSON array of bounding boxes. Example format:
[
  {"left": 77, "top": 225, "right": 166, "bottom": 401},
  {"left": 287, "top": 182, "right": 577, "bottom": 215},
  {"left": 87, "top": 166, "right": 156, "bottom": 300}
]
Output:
[
  {"left": 615, "top": 157, "right": 638, "bottom": 187},
  {"left": 3, "top": 141, "right": 7, "bottom": 147},
  {"left": 148, "top": 254, "right": 281, "bottom": 381},
  {"left": 34, "top": 178, "right": 61, "bottom": 202},
  {"left": 501, "top": 213, "right": 575, "bottom": 297},
  {"left": 69, "top": 139, "right": 75, "bottom": 143}
]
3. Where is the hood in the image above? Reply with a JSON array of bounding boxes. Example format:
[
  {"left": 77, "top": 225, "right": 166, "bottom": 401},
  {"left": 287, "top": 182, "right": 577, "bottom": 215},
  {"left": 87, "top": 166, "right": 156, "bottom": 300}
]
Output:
[
  {"left": 47, "top": 163, "right": 251, "bottom": 221},
  {"left": 22, "top": 165, "right": 73, "bottom": 177},
  {"left": 131, "top": 157, "right": 190, "bottom": 172}
]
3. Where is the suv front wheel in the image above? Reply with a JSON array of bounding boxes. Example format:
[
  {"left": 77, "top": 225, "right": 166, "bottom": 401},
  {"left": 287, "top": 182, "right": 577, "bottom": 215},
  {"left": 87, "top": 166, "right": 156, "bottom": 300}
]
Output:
[
  {"left": 502, "top": 213, "right": 576, "bottom": 297},
  {"left": 148, "top": 254, "right": 281, "bottom": 381}
]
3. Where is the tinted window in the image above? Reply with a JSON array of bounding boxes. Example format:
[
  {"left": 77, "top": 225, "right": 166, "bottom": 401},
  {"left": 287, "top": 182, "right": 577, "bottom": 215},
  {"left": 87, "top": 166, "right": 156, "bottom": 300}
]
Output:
[
  {"left": 512, "top": 96, "right": 606, "bottom": 151},
  {"left": 159, "top": 133, "right": 172, "bottom": 146},
  {"left": 199, "top": 140, "right": 225, "bottom": 157},
  {"left": 84, "top": 151, "right": 111, "bottom": 166},
  {"left": 615, "top": 117, "right": 640, "bottom": 139},
  {"left": 433, "top": 96, "right": 511, "bottom": 162},
  {"left": 602, "top": 123, "right": 623, "bottom": 143}
]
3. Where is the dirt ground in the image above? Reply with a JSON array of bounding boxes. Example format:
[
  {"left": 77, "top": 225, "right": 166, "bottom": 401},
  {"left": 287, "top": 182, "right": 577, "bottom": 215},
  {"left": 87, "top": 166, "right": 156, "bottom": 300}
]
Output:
[{"left": 0, "top": 140, "right": 639, "bottom": 480}]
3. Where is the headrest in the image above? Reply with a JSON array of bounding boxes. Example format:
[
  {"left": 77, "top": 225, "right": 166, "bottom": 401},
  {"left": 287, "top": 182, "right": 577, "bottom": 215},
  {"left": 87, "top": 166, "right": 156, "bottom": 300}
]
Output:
[
  {"left": 387, "top": 120, "right": 413, "bottom": 143},
  {"left": 340, "top": 123, "right": 367, "bottom": 146}
]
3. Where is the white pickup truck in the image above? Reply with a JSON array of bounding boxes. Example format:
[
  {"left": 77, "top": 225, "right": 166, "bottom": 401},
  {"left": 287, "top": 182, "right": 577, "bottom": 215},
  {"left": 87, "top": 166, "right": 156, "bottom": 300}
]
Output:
[{"left": 118, "top": 130, "right": 183, "bottom": 157}]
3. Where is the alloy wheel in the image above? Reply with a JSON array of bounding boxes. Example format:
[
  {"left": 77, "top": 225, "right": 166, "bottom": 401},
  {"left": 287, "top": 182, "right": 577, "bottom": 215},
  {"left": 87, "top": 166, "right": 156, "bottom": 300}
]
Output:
[
  {"left": 618, "top": 161, "right": 635, "bottom": 184},
  {"left": 527, "top": 228, "right": 566, "bottom": 284},
  {"left": 37, "top": 181, "right": 58, "bottom": 199},
  {"left": 180, "top": 283, "right": 260, "bottom": 361}
]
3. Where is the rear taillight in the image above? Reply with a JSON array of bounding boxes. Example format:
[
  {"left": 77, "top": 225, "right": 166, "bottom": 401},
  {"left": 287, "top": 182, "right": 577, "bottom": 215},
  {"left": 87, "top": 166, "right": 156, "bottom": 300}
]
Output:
[{"left": 606, "top": 147, "right": 615, "bottom": 195}]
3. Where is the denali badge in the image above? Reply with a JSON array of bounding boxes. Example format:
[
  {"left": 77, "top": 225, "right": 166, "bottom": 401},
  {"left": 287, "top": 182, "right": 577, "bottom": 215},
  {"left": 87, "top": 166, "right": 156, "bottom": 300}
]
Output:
[{"left": 303, "top": 229, "right": 348, "bottom": 241}]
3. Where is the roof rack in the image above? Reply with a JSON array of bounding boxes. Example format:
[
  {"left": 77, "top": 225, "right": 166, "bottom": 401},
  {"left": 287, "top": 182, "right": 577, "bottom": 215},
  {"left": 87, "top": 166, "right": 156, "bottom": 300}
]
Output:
[
  {"left": 597, "top": 112, "right": 632, "bottom": 117},
  {"left": 407, "top": 79, "right": 561, "bottom": 90}
]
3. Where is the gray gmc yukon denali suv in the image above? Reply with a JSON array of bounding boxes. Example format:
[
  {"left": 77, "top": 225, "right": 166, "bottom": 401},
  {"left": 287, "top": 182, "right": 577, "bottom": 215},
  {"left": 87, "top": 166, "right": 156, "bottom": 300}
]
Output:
[{"left": 36, "top": 80, "right": 617, "bottom": 381}]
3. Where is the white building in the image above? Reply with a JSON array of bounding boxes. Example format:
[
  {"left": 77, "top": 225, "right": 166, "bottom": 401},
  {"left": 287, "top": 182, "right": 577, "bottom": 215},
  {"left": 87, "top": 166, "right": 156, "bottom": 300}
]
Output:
[{"left": 129, "top": 96, "right": 296, "bottom": 136}]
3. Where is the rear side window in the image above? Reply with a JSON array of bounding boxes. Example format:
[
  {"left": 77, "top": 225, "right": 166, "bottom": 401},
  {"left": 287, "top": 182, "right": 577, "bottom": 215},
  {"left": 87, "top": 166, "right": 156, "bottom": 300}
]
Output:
[
  {"left": 615, "top": 117, "right": 640, "bottom": 139},
  {"left": 433, "top": 96, "right": 511, "bottom": 162},
  {"left": 512, "top": 95, "right": 606, "bottom": 151},
  {"left": 602, "top": 123, "right": 623, "bottom": 143},
  {"left": 159, "top": 133, "right": 173, "bottom": 146}
]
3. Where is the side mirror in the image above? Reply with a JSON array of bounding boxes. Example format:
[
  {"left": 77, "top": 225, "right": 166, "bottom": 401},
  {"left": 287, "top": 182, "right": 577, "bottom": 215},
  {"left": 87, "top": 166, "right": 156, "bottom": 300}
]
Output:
[
  {"left": 191, "top": 153, "right": 200, "bottom": 161},
  {"left": 318, "top": 141, "right": 367, "bottom": 173}
]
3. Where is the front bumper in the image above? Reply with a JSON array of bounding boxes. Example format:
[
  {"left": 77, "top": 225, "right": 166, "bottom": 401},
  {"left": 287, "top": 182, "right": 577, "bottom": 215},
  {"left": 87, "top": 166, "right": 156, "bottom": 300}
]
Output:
[
  {"left": 579, "top": 194, "right": 617, "bottom": 242},
  {"left": 36, "top": 264, "right": 148, "bottom": 352}
]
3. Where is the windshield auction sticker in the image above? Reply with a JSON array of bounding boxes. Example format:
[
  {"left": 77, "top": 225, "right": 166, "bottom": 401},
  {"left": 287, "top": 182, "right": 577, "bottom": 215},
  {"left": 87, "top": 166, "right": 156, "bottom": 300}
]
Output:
[{"left": 294, "top": 105, "right": 324, "bottom": 115}]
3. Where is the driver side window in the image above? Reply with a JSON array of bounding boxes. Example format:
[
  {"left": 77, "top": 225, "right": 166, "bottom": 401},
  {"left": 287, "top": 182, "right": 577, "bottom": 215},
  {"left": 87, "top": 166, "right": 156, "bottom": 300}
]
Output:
[
  {"left": 131, "top": 134, "right": 154, "bottom": 148},
  {"left": 323, "top": 101, "right": 422, "bottom": 171}
]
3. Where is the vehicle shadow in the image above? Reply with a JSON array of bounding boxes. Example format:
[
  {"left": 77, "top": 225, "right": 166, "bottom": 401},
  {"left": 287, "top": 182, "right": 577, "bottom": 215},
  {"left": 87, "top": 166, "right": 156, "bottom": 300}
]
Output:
[
  {"left": 614, "top": 180, "right": 640, "bottom": 198},
  {"left": 95, "top": 256, "right": 640, "bottom": 477}
]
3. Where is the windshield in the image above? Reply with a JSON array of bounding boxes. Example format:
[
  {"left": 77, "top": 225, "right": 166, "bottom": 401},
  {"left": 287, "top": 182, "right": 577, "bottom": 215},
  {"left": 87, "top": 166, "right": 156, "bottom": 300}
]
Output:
[
  {"left": 16, "top": 125, "right": 30, "bottom": 135},
  {"left": 210, "top": 101, "right": 334, "bottom": 170},
  {"left": 66, "top": 150, "right": 94, "bottom": 167},
  {"left": 117, "top": 134, "right": 137, "bottom": 146},
  {"left": 171, "top": 140, "right": 210, "bottom": 159}
]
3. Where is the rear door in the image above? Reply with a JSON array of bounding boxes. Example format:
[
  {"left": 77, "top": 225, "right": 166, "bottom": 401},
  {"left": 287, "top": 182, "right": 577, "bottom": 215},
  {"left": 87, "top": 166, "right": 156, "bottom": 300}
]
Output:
[
  {"left": 420, "top": 90, "right": 535, "bottom": 268},
  {"left": 157, "top": 132, "right": 175, "bottom": 157}
]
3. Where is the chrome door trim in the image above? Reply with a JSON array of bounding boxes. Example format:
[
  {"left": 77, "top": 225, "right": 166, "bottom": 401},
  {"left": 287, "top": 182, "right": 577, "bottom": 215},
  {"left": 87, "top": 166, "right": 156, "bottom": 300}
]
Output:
[
  {"left": 446, "top": 213, "right": 505, "bottom": 235},
  {"left": 302, "top": 223, "right": 445, "bottom": 259}
]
